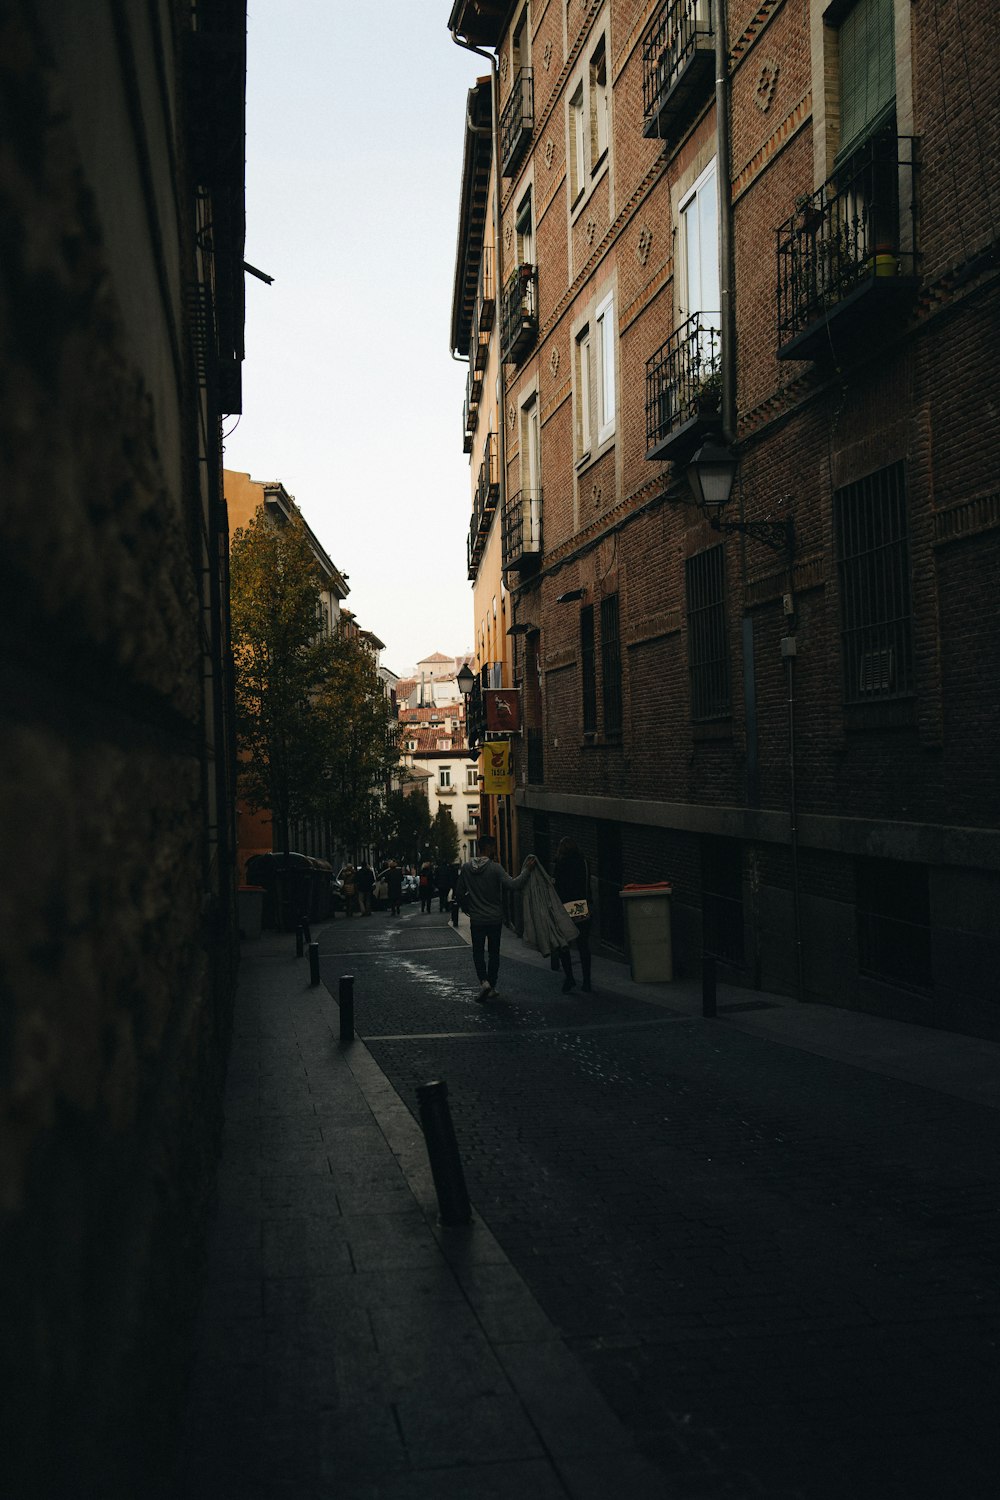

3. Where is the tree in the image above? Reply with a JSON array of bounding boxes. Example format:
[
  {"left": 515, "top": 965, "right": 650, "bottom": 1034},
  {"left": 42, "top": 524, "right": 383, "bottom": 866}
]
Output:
[
  {"left": 310, "top": 631, "right": 397, "bottom": 860},
  {"left": 381, "top": 788, "right": 431, "bottom": 866},
  {"left": 429, "top": 804, "right": 459, "bottom": 866},
  {"left": 230, "top": 508, "right": 329, "bottom": 856},
  {"left": 230, "top": 507, "right": 398, "bottom": 861}
]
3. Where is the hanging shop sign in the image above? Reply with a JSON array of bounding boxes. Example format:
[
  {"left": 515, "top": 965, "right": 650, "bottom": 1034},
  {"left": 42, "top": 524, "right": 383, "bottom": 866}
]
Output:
[
  {"left": 484, "top": 687, "right": 522, "bottom": 733},
  {"left": 481, "top": 739, "right": 514, "bottom": 795}
]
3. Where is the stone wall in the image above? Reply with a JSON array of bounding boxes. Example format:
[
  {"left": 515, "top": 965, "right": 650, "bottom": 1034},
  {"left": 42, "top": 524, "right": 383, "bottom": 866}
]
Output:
[{"left": 0, "top": 3, "right": 242, "bottom": 1493}]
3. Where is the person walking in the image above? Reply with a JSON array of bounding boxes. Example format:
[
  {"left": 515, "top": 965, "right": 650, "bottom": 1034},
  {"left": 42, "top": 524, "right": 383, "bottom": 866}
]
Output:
[
  {"left": 356, "top": 861, "right": 375, "bottom": 916},
  {"left": 455, "top": 835, "right": 535, "bottom": 1001},
  {"left": 434, "top": 860, "right": 452, "bottom": 914},
  {"left": 385, "top": 860, "right": 403, "bottom": 916},
  {"left": 553, "top": 837, "right": 593, "bottom": 992},
  {"left": 340, "top": 863, "right": 357, "bottom": 919},
  {"left": 418, "top": 859, "right": 434, "bottom": 913}
]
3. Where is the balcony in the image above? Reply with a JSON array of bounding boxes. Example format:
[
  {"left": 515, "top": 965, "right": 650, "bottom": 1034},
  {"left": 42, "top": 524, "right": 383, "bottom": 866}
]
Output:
[
  {"left": 777, "top": 133, "right": 918, "bottom": 361},
  {"left": 500, "top": 263, "right": 538, "bottom": 365},
  {"left": 471, "top": 247, "right": 495, "bottom": 374},
  {"left": 645, "top": 311, "right": 721, "bottom": 462},
  {"left": 467, "top": 431, "right": 500, "bottom": 581},
  {"left": 463, "top": 374, "right": 478, "bottom": 454},
  {"left": 502, "top": 487, "right": 542, "bottom": 575},
  {"left": 500, "top": 67, "right": 533, "bottom": 177},
  {"left": 642, "top": 0, "right": 714, "bottom": 142}
]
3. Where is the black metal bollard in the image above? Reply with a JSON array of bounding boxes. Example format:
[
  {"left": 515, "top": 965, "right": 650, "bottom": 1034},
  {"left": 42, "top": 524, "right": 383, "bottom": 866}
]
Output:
[
  {"left": 702, "top": 952, "right": 717, "bottom": 1018},
  {"left": 308, "top": 941, "right": 320, "bottom": 987},
  {"left": 295, "top": 924, "right": 304, "bottom": 958},
  {"left": 338, "top": 974, "right": 355, "bottom": 1043},
  {"left": 416, "top": 1080, "right": 472, "bottom": 1227}
]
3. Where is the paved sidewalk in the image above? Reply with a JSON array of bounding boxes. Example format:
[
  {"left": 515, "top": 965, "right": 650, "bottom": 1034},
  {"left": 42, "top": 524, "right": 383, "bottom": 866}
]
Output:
[
  {"left": 175, "top": 913, "right": 1000, "bottom": 1498},
  {"left": 173, "top": 922, "right": 666, "bottom": 1499}
]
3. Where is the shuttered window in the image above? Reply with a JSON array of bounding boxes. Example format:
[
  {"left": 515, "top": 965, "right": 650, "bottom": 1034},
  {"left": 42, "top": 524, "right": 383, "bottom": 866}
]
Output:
[
  {"left": 686, "top": 545, "right": 730, "bottom": 720},
  {"left": 834, "top": 462, "right": 914, "bottom": 704},
  {"left": 838, "top": 0, "right": 896, "bottom": 163}
]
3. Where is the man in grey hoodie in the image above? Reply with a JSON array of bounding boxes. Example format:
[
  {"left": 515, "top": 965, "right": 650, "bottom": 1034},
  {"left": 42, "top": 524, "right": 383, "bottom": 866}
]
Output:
[{"left": 456, "top": 835, "right": 535, "bottom": 1000}]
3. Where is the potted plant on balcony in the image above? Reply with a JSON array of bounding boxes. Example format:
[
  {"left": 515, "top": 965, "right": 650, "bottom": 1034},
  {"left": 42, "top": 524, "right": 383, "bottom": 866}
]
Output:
[{"left": 693, "top": 369, "right": 722, "bottom": 417}]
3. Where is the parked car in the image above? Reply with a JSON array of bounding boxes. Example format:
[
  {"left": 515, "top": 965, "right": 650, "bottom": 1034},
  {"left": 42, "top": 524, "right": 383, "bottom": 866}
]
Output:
[{"left": 373, "top": 868, "right": 418, "bottom": 909}]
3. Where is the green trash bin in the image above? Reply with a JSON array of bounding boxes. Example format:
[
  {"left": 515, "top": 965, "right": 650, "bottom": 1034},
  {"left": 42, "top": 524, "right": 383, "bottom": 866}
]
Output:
[{"left": 620, "top": 882, "right": 673, "bottom": 982}]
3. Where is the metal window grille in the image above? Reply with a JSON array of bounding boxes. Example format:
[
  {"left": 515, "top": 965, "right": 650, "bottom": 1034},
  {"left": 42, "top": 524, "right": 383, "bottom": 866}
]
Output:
[
  {"left": 834, "top": 462, "right": 914, "bottom": 703},
  {"left": 685, "top": 545, "right": 730, "bottom": 720},
  {"left": 601, "top": 594, "right": 623, "bottom": 735},
  {"left": 581, "top": 606, "right": 597, "bottom": 733}
]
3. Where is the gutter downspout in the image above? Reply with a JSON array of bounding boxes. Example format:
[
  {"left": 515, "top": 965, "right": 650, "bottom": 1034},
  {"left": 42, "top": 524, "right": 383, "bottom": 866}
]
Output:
[{"left": 714, "top": 0, "right": 736, "bottom": 444}]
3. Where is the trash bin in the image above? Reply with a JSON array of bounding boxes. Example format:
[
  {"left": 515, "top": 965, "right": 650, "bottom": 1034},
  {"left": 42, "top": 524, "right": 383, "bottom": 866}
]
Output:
[
  {"left": 620, "top": 882, "right": 673, "bottom": 982},
  {"left": 238, "top": 884, "right": 265, "bottom": 940}
]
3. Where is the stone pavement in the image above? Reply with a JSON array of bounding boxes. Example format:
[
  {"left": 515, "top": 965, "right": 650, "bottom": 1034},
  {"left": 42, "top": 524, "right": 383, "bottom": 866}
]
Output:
[{"left": 174, "top": 907, "right": 1000, "bottom": 1498}]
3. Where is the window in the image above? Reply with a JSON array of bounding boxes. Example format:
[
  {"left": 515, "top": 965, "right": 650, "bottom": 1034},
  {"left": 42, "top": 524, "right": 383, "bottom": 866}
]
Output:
[
  {"left": 575, "top": 324, "right": 592, "bottom": 457},
  {"left": 590, "top": 37, "right": 609, "bottom": 167},
  {"left": 857, "top": 857, "right": 931, "bottom": 990},
  {"left": 680, "top": 159, "right": 720, "bottom": 323},
  {"left": 600, "top": 594, "right": 623, "bottom": 735},
  {"left": 834, "top": 462, "right": 913, "bottom": 704},
  {"left": 516, "top": 188, "right": 534, "bottom": 267},
  {"left": 837, "top": 0, "right": 896, "bottom": 164},
  {"left": 686, "top": 545, "right": 730, "bottom": 720},
  {"left": 595, "top": 291, "right": 616, "bottom": 443},
  {"left": 439, "top": 766, "right": 451, "bottom": 788},
  {"left": 466, "top": 766, "right": 478, "bottom": 789},
  {"left": 581, "top": 605, "right": 597, "bottom": 733},
  {"left": 569, "top": 83, "right": 586, "bottom": 204}
]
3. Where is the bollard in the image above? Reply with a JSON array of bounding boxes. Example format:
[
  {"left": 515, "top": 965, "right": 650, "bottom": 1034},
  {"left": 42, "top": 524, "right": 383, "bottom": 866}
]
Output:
[
  {"left": 301, "top": 917, "right": 312, "bottom": 945},
  {"left": 702, "top": 951, "right": 717, "bottom": 1018},
  {"left": 295, "top": 924, "right": 304, "bottom": 958},
  {"left": 308, "top": 941, "right": 320, "bottom": 987},
  {"left": 416, "top": 1080, "right": 472, "bottom": 1227},
  {"left": 338, "top": 974, "right": 355, "bottom": 1043}
]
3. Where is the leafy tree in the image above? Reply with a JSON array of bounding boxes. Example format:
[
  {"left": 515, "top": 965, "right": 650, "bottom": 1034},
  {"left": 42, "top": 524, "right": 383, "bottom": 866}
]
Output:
[
  {"left": 309, "top": 631, "right": 397, "bottom": 860},
  {"left": 230, "top": 506, "right": 398, "bottom": 860},
  {"left": 381, "top": 787, "right": 431, "bottom": 866},
  {"left": 429, "top": 804, "right": 459, "bottom": 866},
  {"left": 230, "top": 508, "right": 328, "bottom": 856}
]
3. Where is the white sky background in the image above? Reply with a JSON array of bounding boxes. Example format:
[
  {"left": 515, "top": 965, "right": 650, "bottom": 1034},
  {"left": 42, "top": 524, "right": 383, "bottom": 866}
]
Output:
[{"left": 224, "top": 2, "right": 483, "bottom": 677}]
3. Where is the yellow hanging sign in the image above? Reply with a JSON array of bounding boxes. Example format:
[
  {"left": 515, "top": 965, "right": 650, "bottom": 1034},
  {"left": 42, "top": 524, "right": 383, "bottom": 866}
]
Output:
[{"left": 481, "top": 739, "right": 514, "bottom": 795}]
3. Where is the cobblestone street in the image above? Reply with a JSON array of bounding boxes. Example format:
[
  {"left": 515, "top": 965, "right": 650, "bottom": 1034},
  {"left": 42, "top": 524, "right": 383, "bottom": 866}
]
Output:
[{"left": 321, "top": 907, "right": 1000, "bottom": 1498}]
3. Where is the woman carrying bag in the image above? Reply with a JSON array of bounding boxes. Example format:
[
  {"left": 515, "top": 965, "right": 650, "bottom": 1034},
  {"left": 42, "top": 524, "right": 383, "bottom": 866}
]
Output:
[{"left": 553, "top": 837, "right": 593, "bottom": 993}]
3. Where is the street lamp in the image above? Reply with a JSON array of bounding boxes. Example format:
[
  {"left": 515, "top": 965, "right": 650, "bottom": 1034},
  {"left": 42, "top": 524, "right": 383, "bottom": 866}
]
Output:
[
  {"left": 685, "top": 438, "right": 803, "bottom": 1004},
  {"left": 456, "top": 662, "right": 475, "bottom": 699},
  {"left": 687, "top": 437, "right": 794, "bottom": 557}
]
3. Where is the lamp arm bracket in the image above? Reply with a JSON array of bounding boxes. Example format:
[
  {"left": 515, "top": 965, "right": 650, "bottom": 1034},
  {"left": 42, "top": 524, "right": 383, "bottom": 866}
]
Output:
[{"left": 712, "top": 517, "right": 795, "bottom": 555}]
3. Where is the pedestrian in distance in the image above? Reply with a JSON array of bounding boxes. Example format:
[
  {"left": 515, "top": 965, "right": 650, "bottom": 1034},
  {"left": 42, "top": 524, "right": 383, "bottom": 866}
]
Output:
[
  {"left": 385, "top": 860, "right": 403, "bottom": 916},
  {"left": 418, "top": 859, "right": 434, "bottom": 913},
  {"left": 455, "top": 835, "right": 536, "bottom": 1001},
  {"left": 356, "top": 861, "right": 375, "bottom": 916},
  {"left": 434, "top": 860, "right": 452, "bottom": 913},
  {"left": 553, "top": 837, "right": 593, "bottom": 992},
  {"left": 341, "top": 864, "right": 357, "bottom": 918}
]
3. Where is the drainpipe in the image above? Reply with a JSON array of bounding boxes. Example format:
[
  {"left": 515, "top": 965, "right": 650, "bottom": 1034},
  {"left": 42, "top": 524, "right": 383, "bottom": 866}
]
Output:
[{"left": 714, "top": 0, "right": 736, "bottom": 443}]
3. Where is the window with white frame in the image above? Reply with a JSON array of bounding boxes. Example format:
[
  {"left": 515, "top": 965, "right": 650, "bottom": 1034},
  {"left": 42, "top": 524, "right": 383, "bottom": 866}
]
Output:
[
  {"left": 596, "top": 291, "right": 616, "bottom": 444},
  {"left": 590, "top": 36, "right": 609, "bottom": 168},
  {"left": 439, "top": 766, "right": 452, "bottom": 788},
  {"left": 466, "top": 766, "right": 478, "bottom": 789},
  {"left": 569, "top": 83, "right": 586, "bottom": 204},
  {"left": 680, "top": 159, "right": 720, "bottom": 321},
  {"left": 574, "top": 323, "right": 592, "bottom": 458}
]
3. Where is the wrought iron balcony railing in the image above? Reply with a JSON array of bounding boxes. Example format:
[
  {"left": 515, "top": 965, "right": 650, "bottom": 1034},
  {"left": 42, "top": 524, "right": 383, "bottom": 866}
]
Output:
[
  {"left": 642, "top": 0, "right": 714, "bottom": 141},
  {"left": 462, "top": 375, "right": 478, "bottom": 454},
  {"left": 500, "top": 263, "right": 538, "bottom": 365},
  {"left": 645, "top": 311, "right": 721, "bottom": 460},
  {"left": 502, "top": 487, "right": 542, "bottom": 574},
  {"left": 467, "top": 431, "right": 500, "bottom": 581},
  {"left": 471, "top": 249, "right": 495, "bottom": 373},
  {"left": 776, "top": 133, "right": 918, "bottom": 360},
  {"left": 500, "top": 67, "right": 534, "bottom": 177}
]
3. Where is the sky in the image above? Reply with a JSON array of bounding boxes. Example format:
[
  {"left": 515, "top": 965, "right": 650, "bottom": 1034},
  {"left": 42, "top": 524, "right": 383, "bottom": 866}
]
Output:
[{"left": 224, "top": 2, "right": 484, "bottom": 677}]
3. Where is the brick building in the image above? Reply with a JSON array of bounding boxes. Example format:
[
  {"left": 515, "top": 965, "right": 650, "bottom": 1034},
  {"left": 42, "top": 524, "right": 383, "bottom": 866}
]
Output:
[
  {"left": 0, "top": 2, "right": 246, "bottom": 1491},
  {"left": 447, "top": 0, "right": 999, "bottom": 1037}
]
